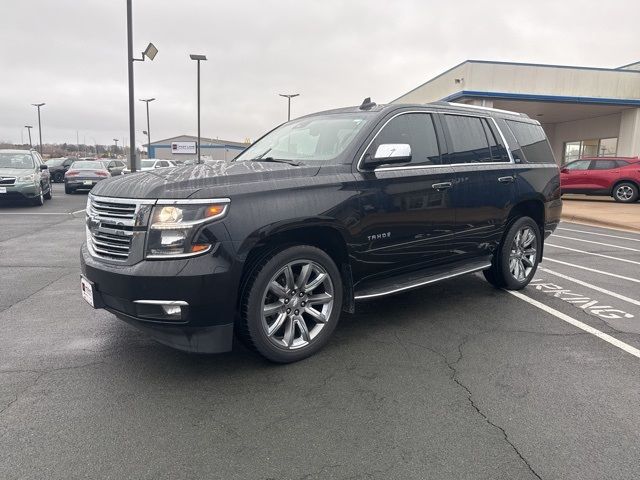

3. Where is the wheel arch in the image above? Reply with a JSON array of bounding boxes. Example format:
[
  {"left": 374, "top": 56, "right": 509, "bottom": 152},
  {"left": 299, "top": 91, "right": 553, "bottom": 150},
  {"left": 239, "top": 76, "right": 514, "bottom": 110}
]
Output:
[
  {"left": 611, "top": 178, "right": 639, "bottom": 195},
  {"left": 506, "top": 197, "right": 545, "bottom": 260},
  {"left": 236, "top": 220, "right": 354, "bottom": 313}
]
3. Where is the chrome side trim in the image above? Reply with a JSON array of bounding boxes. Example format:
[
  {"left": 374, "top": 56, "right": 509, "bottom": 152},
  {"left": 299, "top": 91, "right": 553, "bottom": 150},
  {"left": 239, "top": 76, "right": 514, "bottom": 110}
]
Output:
[
  {"left": 354, "top": 263, "right": 491, "bottom": 300},
  {"left": 156, "top": 198, "right": 231, "bottom": 205},
  {"left": 356, "top": 110, "right": 516, "bottom": 173},
  {"left": 133, "top": 300, "right": 189, "bottom": 306},
  {"left": 440, "top": 102, "right": 523, "bottom": 116}
]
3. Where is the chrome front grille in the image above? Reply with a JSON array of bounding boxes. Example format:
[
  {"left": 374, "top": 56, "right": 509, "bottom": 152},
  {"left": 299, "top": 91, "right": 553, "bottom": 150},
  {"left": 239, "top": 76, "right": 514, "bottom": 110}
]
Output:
[
  {"left": 86, "top": 195, "right": 155, "bottom": 262},
  {"left": 0, "top": 177, "right": 16, "bottom": 186}
]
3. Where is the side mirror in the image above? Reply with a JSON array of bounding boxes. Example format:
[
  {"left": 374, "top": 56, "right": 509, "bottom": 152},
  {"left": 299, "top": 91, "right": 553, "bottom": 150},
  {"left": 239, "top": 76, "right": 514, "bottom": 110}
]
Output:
[
  {"left": 39, "top": 164, "right": 48, "bottom": 170},
  {"left": 363, "top": 143, "right": 411, "bottom": 168},
  {"left": 560, "top": 168, "right": 568, "bottom": 173}
]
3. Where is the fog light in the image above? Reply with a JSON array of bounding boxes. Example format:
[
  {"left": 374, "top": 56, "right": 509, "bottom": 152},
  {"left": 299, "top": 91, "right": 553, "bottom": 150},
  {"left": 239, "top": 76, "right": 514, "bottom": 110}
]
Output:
[{"left": 162, "top": 304, "right": 182, "bottom": 316}]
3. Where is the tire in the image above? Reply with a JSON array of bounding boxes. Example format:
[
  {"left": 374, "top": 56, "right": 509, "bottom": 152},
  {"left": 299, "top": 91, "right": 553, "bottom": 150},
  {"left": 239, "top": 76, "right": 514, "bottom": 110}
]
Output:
[
  {"left": 483, "top": 216, "right": 541, "bottom": 290},
  {"left": 65, "top": 185, "right": 73, "bottom": 194},
  {"left": 53, "top": 172, "right": 64, "bottom": 183},
  {"left": 238, "top": 245, "right": 343, "bottom": 363},
  {"left": 31, "top": 186, "right": 44, "bottom": 206},
  {"left": 44, "top": 183, "right": 52, "bottom": 200},
  {"left": 612, "top": 182, "right": 638, "bottom": 203}
]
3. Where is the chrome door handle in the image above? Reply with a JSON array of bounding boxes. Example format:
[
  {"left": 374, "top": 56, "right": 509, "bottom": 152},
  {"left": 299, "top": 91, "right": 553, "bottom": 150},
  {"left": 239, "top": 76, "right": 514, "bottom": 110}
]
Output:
[
  {"left": 498, "top": 176, "right": 514, "bottom": 183},
  {"left": 432, "top": 182, "right": 453, "bottom": 191}
]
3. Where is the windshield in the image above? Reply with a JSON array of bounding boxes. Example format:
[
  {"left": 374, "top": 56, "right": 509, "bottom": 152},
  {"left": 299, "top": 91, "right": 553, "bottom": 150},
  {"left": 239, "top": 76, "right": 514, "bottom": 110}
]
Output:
[
  {"left": 0, "top": 152, "right": 35, "bottom": 169},
  {"left": 235, "top": 113, "right": 369, "bottom": 163},
  {"left": 141, "top": 160, "right": 155, "bottom": 168},
  {"left": 72, "top": 161, "right": 102, "bottom": 170}
]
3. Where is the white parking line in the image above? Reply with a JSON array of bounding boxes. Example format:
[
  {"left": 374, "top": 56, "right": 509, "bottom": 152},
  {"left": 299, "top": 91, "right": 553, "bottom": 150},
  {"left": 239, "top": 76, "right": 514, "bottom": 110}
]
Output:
[
  {"left": 546, "top": 243, "right": 640, "bottom": 266},
  {"left": 551, "top": 234, "right": 640, "bottom": 253},
  {"left": 509, "top": 290, "right": 640, "bottom": 359},
  {"left": 558, "top": 227, "right": 640, "bottom": 243},
  {"left": 544, "top": 258, "right": 640, "bottom": 284},
  {"left": 538, "top": 267, "right": 640, "bottom": 307},
  {"left": 71, "top": 209, "right": 86, "bottom": 215}
]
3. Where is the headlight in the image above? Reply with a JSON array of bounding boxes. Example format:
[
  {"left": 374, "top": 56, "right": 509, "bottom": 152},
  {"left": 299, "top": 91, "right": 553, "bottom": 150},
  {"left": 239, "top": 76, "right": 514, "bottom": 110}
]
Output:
[
  {"left": 146, "top": 201, "right": 229, "bottom": 258},
  {"left": 17, "top": 173, "right": 35, "bottom": 182}
]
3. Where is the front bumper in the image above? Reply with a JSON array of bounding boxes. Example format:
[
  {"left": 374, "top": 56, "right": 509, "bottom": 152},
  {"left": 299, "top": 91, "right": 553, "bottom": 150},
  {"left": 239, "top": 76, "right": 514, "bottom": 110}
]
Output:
[
  {"left": 0, "top": 183, "right": 39, "bottom": 200},
  {"left": 80, "top": 243, "right": 239, "bottom": 353}
]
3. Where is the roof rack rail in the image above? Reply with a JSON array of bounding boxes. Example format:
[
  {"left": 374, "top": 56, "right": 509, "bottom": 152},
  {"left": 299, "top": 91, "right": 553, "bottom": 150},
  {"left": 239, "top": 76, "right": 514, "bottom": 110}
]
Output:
[{"left": 431, "top": 101, "right": 524, "bottom": 116}]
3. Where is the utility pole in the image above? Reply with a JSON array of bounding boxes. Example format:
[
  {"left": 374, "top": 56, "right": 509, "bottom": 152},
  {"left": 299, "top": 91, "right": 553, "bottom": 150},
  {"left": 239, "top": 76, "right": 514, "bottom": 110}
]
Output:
[
  {"left": 189, "top": 54, "right": 207, "bottom": 164},
  {"left": 113, "top": 138, "right": 119, "bottom": 158},
  {"left": 25, "top": 126, "right": 33, "bottom": 149},
  {"left": 32, "top": 103, "right": 45, "bottom": 154}
]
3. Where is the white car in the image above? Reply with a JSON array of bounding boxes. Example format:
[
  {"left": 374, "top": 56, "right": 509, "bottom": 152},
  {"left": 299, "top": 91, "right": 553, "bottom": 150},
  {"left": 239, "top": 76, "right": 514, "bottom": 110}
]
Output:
[{"left": 122, "top": 159, "right": 176, "bottom": 174}]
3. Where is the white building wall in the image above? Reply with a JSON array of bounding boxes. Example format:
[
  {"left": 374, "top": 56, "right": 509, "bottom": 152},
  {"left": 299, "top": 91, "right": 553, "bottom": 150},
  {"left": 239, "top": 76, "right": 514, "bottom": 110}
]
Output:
[
  {"left": 618, "top": 108, "right": 640, "bottom": 157},
  {"left": 543, "top": 113, "right": 622, "bottom": 162}
]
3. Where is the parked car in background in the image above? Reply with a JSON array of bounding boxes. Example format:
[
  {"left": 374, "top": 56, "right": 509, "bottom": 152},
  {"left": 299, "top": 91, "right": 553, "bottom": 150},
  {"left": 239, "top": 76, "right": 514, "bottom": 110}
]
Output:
[
  {"left": 104, "top": 159, "right": 126, "bottom": 176},
  {"left": 560, "top": 157, "right": 640, "bottom": 203},
  {"left": 122, "top": 159, "right": 175, "bottom": 174},
  {"left": 0, "top": 149, "right": 52, "bottom": 205},
  {"left": 81, "top": 101, "right": 561, "bottom": 362},
  {"left": 64, "top": 160, "right": 111, "bottom": 194},
  {"left": 47, "top": 157, "right": 76, "bottom": 182}
]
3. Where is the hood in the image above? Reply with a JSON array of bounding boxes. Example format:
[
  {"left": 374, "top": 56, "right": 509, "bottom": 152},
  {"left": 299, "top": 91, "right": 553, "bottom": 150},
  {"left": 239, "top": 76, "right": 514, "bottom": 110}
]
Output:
[
  {"left": 0, "top": 168, "right": 34, "bottom": 178},
  {"left": 90, "top": 160, "right": 321, "bottom": 199}
]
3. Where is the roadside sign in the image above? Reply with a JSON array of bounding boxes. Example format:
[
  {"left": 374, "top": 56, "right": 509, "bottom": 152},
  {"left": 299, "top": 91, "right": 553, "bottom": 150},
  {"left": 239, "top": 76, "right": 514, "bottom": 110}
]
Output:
[{"left": 171, "top": 142, "right": 197, "bottom": 154}]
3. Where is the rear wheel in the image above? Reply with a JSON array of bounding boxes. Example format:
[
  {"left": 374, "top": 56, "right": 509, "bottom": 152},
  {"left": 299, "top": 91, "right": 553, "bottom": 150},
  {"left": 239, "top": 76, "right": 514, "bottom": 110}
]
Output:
[
  {"left": 65, "top": 184, "right": 73, "bottom": 194},
  {"left": 612, "top": 182, "right": 638, "bottom": 203},
  {"left": 53, "top": 171, "right": 64, "bottom": 183},
  {"left": 238, "top": 245, "right": 343, "bottom": 363},
  {"left": 483, "top": 216, "right": 540, "bottom": 290}
]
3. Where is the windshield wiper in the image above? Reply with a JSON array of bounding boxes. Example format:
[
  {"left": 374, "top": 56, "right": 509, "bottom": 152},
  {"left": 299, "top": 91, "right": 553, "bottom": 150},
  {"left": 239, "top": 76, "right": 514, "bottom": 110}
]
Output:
[{"left": 252, "top": 157, "right": 302, "bottom": 167}]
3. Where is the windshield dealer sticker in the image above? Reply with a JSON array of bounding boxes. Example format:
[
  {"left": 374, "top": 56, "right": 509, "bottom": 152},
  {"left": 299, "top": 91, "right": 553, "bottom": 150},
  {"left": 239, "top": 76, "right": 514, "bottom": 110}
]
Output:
[{"left": 529, "top": 278, "right": 634, "bottom": 320}]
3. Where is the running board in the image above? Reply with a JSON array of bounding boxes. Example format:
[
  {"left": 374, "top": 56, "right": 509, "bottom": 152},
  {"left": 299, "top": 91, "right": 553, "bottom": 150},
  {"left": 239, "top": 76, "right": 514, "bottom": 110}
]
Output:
[{"left": 354, "top": 259, "right": 492, "bottom": 300}]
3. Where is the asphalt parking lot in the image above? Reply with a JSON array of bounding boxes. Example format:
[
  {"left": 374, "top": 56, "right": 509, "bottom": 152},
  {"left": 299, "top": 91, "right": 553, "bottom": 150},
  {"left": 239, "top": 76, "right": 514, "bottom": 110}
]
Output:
[{"left": 1, "top": 185, "right": 639, "bottom": 480}]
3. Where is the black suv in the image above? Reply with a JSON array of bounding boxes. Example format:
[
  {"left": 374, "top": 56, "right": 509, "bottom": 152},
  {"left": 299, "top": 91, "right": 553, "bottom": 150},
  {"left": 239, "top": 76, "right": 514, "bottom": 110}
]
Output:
[{"left": 80, "top": 101, "right": 561, "bottom": 362}]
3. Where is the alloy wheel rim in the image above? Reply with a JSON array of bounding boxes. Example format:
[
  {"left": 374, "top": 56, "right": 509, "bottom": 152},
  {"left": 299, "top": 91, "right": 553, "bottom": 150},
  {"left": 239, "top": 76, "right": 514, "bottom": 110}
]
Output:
[
  {"left": 616, "top": 185, "right": 633, "bottom": 200},
  {"left": 261, "top": 259, "right": 334, "bottom": 350},
  {"left": 509, "top": 226, "right": 537, "bottom": 282}
]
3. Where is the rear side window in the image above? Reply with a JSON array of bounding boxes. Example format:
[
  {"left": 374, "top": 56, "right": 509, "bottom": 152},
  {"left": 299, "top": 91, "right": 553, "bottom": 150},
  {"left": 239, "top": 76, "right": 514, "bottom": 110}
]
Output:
[
  {"left": 616, "top": 160, "right": 630, "bottom": 167},
  {"left": 505, "top": 120, "right": 554, "bottom": 164},
  {"left": 443, "top": 115, "right": 501, "bottom": 164},
  {"left": 591, "top": 160, "right": 619, "bottom": 170},
  {"left": 367, "top": 113, "right": 441, "bottom": 166}
]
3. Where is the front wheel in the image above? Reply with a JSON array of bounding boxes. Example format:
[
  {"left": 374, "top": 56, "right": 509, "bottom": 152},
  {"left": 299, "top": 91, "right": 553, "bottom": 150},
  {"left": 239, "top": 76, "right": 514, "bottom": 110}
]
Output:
[
  {"left": 483, "top": 216, "right": 541, "bottom": 290},
  {"left": 31, "top": 186, "right": 45, "bottom": 206},
  {"left": 44, "top": 183, "right": 52, "bottom": 200},
  {"left": 238, "top": 245, "right": 343, "bottom": 363},
  {"left": 613, "top": 182, "right": 638, "bottom": 203}
]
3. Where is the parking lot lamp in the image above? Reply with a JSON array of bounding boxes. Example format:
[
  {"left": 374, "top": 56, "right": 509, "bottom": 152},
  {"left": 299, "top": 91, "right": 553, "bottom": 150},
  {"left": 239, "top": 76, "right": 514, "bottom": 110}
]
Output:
[
  {"left": 113, "top": 138, "right": 119, "bottom": 158},
  {"left": 24, "top": 125, "right": 33, "bottom": 149},
  {"left": 139, "top": 98, "right": 155, "bottom": 158},
  {"left": 31, "top": 103, "right": 45, "bottom": 154},
  {"left": 278, "top": 94, "right": 299, "bottom": 121},
  {"left": 189, "top": 54, "right": 207, "bottom": 164}
]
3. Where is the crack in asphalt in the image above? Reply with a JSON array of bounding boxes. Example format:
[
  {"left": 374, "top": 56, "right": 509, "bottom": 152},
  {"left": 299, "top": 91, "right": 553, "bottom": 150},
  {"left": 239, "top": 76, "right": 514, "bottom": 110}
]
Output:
[
  {"left": 407, "top": 334, "right": 543, "bottom": 480},
  {"left": 0, "top": 269, "right": 76, "bottom": 314}
]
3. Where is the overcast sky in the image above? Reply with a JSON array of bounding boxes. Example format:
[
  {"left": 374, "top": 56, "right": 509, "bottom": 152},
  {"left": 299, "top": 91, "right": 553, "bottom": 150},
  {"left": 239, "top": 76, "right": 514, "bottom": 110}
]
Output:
[{"left": 1, "top": 0, "right": 639, "bottom": 147}]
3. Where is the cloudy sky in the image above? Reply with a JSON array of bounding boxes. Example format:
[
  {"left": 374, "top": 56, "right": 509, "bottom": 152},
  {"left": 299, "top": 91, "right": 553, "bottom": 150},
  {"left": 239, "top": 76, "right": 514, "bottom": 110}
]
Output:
[{"left": 1, "top": 0, "right": 638, "bottom": 147}]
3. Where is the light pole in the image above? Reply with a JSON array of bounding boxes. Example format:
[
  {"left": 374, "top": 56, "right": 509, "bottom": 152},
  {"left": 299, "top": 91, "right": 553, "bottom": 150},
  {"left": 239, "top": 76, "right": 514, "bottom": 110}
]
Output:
[
  {"left": 32, "top": 103, "right": 45, "bottom": 154},
  {"left": 126, "top": 0, "right": 158, "bottom": 173},
  {"left": 189, "top": 54, "right": 207, "bottom": 164},
  {"left": 113, "top": 138, "right": 119, "bottom": 158},
  {"left": 278, "top": 93, "right": 299, "bottom": 121},
  {"left": 24, "top": 125, "right": 33, "bottom": 149},
  {"left": 139, "top": 97, "right": 155, "bottom": 158}
]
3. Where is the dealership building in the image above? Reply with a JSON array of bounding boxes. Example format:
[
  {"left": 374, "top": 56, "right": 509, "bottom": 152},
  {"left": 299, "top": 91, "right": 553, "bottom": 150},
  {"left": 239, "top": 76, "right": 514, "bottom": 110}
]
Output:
[
  {"left": 146, "top": 135, "right": 249, "bottom": 162},
  {"left": 393, "top": 60, "right": 640, "bottom": 164}
]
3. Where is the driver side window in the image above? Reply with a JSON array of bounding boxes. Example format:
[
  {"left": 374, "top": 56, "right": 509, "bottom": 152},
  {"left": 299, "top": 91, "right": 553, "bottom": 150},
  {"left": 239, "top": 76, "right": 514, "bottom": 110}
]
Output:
[{"left": 366, "top": 113, "right": 441, "bottom": 166}]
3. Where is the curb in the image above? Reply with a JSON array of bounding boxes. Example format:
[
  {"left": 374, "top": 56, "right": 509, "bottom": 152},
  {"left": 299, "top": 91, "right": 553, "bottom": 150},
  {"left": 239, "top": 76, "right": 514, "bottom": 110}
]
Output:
[{"left": 561, "top": 213, "right": 640, "bottom": 233}]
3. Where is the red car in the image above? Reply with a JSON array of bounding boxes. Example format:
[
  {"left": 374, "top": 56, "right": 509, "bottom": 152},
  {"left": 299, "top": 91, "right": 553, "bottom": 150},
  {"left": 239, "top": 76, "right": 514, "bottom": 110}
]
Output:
[{"left": 560, "top": 157, "right": 640, "bottom": 203}]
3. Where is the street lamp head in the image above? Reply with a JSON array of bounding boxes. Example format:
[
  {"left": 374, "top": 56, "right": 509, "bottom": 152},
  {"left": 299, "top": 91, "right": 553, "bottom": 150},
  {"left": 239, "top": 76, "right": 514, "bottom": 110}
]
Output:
[
  {"left": 279, "top": 94, "right": 300, "bottom": 99},
  {"left": 139, "top": 98, "right": 156, "bottom": 103},
  {"left": 143, "top": 43, "right": 158, "bottom": 61},
  {"left": 143, "top": 130, "right": 148, "bottom": 135},
  {"left": 189, "top": 54, "right": 207, "bottom": 61},
  {"left": 32, "top": 103, "right": 45, "bottom": 108},
  {"left": 113, "top": 138, "right": 119, "bottom": 143},
  {"left": 25, "top": 125, "right": 32, "bottom": 129}
]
